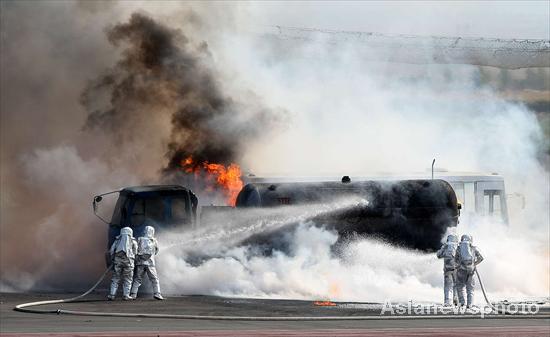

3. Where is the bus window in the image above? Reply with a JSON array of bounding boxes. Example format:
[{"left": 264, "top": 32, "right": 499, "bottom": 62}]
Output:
[
  {"left": 483, "top": 190, "right": 496, "bottom": 215},
  {"left": 483, "top": 190, "right": 504, "bottom": 221},
  {"left": 493, "top": 194, "right": 502, "bottom": 214},
  {"left": 464, "top": 182, "right": 474, "bottom": 213}
]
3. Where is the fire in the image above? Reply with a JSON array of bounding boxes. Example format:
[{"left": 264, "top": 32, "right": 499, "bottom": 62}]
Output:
[
  {"left": 180, "top": 156, "right": 243, "bottom": 206},
  {"left": 182, "top": 156, "right": 194, "bottom": 171},
  {"left": 313, "top": 301, "right": 337, "bottom": 307}
]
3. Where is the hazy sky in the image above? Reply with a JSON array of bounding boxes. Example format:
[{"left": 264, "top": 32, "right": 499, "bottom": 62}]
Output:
[{"left": 250, "top": 1, "right": 550, "bottom": 39}]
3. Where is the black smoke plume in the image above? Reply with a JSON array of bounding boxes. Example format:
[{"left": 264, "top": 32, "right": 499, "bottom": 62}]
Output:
[{"left": 82, "top": 13, "right": 283, "bottom": 173}]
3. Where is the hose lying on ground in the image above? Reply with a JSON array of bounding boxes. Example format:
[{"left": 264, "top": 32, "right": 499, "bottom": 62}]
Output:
[
  {"left": 14, "top": 265, "right": 113, "bottom": 314},
  {"left": 475, "top": 268, "right": 525, "bottom": 315},
  {"left": 475, "top": 268, "right": 499, "bottom": 312},
  {"left": 15, "top": 266, "right": 547, "bottom": 320}
]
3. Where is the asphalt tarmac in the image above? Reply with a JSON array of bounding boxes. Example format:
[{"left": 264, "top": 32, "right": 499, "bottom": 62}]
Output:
[{"left": 1, "top": 292, "right": 549, "bottom": 336}]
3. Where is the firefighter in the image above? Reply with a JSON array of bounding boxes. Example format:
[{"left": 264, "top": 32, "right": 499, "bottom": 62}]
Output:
[
  {"left": 108, "top": 227, "right": 137, "bottom": 300},
  {"left": 455, "top": 234, "right": 484, "bottom": 308},
  {"left": 436, "top": 234, "right": 459, "bottom": 306},
  {"left": 130, "top": 225, "right": 164, "bottom": 300}
]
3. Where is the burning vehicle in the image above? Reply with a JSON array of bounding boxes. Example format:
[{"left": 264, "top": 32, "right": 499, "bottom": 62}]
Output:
[
  {"left": 94, "top": 185, "right": 198, "bottom": 248},
  {"left": 94, "top": 176, "right": 460, "bottom": 257},
  {"left": 234, "top": 178, "right": 459, "bottom": 251}
]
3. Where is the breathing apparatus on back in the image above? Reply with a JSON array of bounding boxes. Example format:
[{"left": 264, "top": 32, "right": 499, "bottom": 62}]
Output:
[
  {"left": 458, "top": 234, "right": 475, "bottom": 272},
  {"left": 444, "top": 234, "right": 458, "bottom": 256},
  {"left": 137, "top": 225, "right": 157, "bottom": 257},
  {"left": 113, "top": 227, "right": 135, "bottom": 259}
]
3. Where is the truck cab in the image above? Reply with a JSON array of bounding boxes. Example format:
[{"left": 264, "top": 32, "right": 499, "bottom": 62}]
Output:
[{"left": 94, "top": 185, "right": 198, "bottom": 249}]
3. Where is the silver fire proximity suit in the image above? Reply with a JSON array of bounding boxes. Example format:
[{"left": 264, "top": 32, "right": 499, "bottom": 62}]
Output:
[
  {"left": 455, "top": 234, "right": 484, "bottom": 308},
  {"left": 108, "top": 227, "right": 137, "bottom": 300},
  {"left": 130, "top": 226, "right": 164, "bottom": 300},
  {"left": 436, "top": 234, "right": 459, "bottom": 306}
]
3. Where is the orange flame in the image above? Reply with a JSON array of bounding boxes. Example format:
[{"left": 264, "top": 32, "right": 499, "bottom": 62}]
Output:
[
  {"left": 313, "top": 301, "right": 337, "bottom": 307},
  {"left": 180, "top": 156, "right": 243, "bottom": 206}
]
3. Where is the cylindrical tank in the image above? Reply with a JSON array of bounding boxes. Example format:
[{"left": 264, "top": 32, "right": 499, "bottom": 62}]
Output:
[{"left": 236, "top": 179, "right": 459, "bottom": 251}]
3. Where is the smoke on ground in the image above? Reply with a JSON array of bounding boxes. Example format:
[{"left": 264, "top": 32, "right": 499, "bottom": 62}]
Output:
[{"left": 158, "top": 220, "right": 547, "bottom": 304}]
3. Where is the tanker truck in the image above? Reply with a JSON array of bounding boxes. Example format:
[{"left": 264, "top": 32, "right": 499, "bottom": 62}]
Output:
[
  {"left": 93, "top": 177, "right": 460, "bottom": 256},
  {"left": 233, "top": 178, "right": 459, "bottom": 251}
]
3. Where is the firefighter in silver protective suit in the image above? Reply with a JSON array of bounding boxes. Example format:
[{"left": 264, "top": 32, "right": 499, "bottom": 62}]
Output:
[
  {"left": 436, "top": 234, "right": 459, "bottom": 306},
  {"left": 130, "top": 225, "right": 164, "bottom": 300},
  {"left": 108, "top": 226, "right": 137, "bottom": 300},
  {"left": 455, "top": 234, "right": 484, "bottom": 308}
]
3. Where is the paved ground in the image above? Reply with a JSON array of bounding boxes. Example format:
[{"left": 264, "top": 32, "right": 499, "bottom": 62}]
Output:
[{"left": 1, "top": 292, "right": 549, "bottom": 336}]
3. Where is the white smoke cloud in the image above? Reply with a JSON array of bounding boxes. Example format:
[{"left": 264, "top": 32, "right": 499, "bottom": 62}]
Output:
[
  {"left": 1, "top": 146, "right": 139, "bottom": 290},
  {"left": 1, "top": 1, "right": 548, "bottom": 305},
  {"left": 160, "top": 223, "right": 437, "bottom": 301},
  {"left": 152, "top": 3, "right": 550, "bottom": 304},
  {"left": 158, "top": 220, "right": 547, "bottom": 305}
]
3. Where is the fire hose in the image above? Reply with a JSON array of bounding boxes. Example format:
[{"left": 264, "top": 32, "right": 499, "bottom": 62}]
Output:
[
  {"left": 14, "top": 266, "right": 548, "bottom": 320},
  {"left": 475, "top": 268, "right": 518, "bottom": 315},
  {"left": 475, "top": 269, "right": 496, "bottom": 311},
  {"left": 14, "top": 265, "right": 113, "bottom": 315}
]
